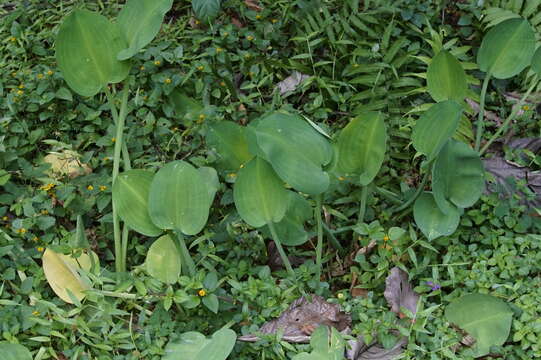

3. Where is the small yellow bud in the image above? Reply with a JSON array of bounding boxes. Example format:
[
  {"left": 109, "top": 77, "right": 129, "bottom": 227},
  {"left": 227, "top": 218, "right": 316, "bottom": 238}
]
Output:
[
  {"left": 216, "top": 47, "right": 223, "bottom": 53},
  {"left": 10, "top": 36, "right": 16, "bottom": 42},
  {"left": 47, "top": 70, "right": 53, "bottom": 76},
  {"left": 18, "top": 228, "right": 27, "bottom": 234},
  {"left": 255, "top": 15, "right": 262, "bottom": 20},
  {"left": 228, "top": 173, "right": 237, "bottom": 178},
  {"left": 87, "top": 185, "right": 94, "bottom": 191},
  {"left": 337, "top": 293, "right": 344, "bottom": 299},
  {"left": 16, "top": 90, "right": 24, "bottom": 96},
  {"left": 32, "top": 236, "right": 39, "bottom": 242},
  {"left": 244, "top": 54, "right": 251, "bottom": 59},
  {"left": 240, "top": 164, "right": 245, "bottom": 168},
  {"left": 522, "top": 105, "right": 530, "bottom": 111},
  {"left": 37, "top": 247, "right": 44, "bottom": 252},
  {"left": 41, "top": 210, "right": 48, "bottom": 215},
  {"left": 223, "top": 32, "right": 229, "bottom": 36},
  {"left": 19, "top": 84, "right": 25, "bottom": 89},
  {"left": 99, "top": 185, "right": 107, "bottom": 191},
  {"left": 198, "top": 289, "right": 207, "bottom": 297},
  {"left": 338, "top": 176, "right": 345, "bottom": 181},
  {"left": 383, "top": 235, "right": 390, "bottom": 242},
  {"left": 199, "top": 114, "right": 205, "bottom": 120},
  {"left": 37, "top": 73, "right": 44, "bottom": 79},
  {"left": 154, "top": 60, "right": 161, "bottom": 66},
  {"left": 2, "top": 216, "right": 8, "bottom": 221},
  {"left": 271, "top": 19, "right": 278, "bottom": 24},
  {"left": 11, "top": 72, "right": 17, "bottom": 77},
  {"left": 195, "top": 19, "right": 201, "bottom": 25},
  {"left": 32, "top": 311, "right": 40, "bottom": 316},
  {"left": 246, "top": 35, "right": 254, "bottom": 41},
  {"left": 111, "top": 137, "right": 116, "bottom": 143},
  {"left": 219, "top": 81, "right": 226, "bottom": 86},
  {"left": 140, "top": 66, "right": 145, "bottom": 71},
  {"left": 197, "top": 65, "right": 204, "bottom": 71},
  {"left": 353, "top": 64, "right": 359, "bottom": 68},
  {"left": 164, "top": 78, "right": 172, "bottom": 84}
]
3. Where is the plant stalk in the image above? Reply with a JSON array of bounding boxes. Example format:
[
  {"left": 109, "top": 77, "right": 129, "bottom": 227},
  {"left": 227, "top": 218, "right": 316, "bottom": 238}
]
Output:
[
  {"left": 480, "top": 78, "right": 538, "bottom": 155},
  {"left": 315, "top": 195, "right": 324, "bottom": 289},
  {"left": 358, "top": 184, "right": 370, "bottom": 223},
  {"left": 390, "top": 171, "right": 430, "bottom": 213},
  {"left": 267, "top": 222, "right": 295, "bottom": 278},
  {"left": 176, "top": 232, "right": 196, "bottom": 277},
  {"left": 474, "top": 73, "right": 492, "bottom": 151}
]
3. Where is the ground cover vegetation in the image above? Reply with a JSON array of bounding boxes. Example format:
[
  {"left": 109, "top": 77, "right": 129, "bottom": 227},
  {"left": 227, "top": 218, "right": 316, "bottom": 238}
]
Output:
[{"left": 1, "top": 0, "right": 541, "bottom": 359}]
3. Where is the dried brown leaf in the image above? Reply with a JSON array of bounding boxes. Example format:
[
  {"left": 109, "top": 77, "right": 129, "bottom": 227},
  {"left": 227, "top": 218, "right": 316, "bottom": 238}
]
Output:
[
  {"left": 384, "top": 267, "right": 419, "bottom": 316},
  {"left": 244, "top": 0, "right": 263, "bottom": 11}
]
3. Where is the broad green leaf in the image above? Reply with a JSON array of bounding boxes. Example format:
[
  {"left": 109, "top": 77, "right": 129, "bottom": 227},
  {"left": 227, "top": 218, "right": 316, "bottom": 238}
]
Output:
[
  {"left": 42, "top": 249, "right": 99, "bottom": 304},
  {"left": 445, "top": 294, "right": 513, "bottom": 357},
  {"left": 198, "top": 167, "right": 220, "bottom": 207},
  {"left": 267, "top": 192, "right": 312, "bottom": 246},
  {"left": 117, "top": 0, "right": 174, "bottom": 60},
  {"left": 56, "top": 9, "right": 130, "bottom": 97},
  {"left": 292, "top": 326, "right": 345, "bottom": 360},
  {"left": 149, "top": 161, "right": 211, "bottom": 235},
  {"left": 146, "top": 234, "right": 180, "bottom": 284},
  {"left": 206, "top": 121, "right": 253, "bottom": 170},
  {"left": 432, "top": 140, "right": 484, "bottom": 213},
  {"left": 192, "top": 0, "right": 221, "bottom": 21},
  {"left": 168, "top": 90, "right": 204, "bottom": 123},
  {"left": 427, "top": 50, "right": 468, "bottom": 102},
  {"left": 233, "top": 157, "right": 287, "bottom": 228},
  {"left": 530, "top": 46, "right": 541, "bottom": 77},
  {"left": 255, "top": 112, "right": 333, "bottom": 195},
  {"left": 0, "top": 343, "right": 32, "bottom": 360},
  {"left": 336, "top": 111, "right": 387, "bottom": 186},
  {"left": 412, "top": 101, "right": 463, "bottom": 162},
  {"left": 477, "top": 18, "right": 536, "bottom": 79},
  {"left": 413, "top": 192, "right": 460, "bottom": 241},
  {"left": 163, "top": 328, "right": 236, "bottom": 360},
  {"left": 113, "top": 170, "right": 161, "bottom": 237},
  {"left": 202, "top": 293, "right": 219, "bottom": 313}
]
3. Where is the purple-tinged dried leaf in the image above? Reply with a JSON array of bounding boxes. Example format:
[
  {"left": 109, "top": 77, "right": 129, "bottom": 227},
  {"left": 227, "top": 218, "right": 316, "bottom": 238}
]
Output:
[
  {"left": 384, "top": 267, "right": 419, "bottom": 316},
  {"left": 238, "top": 295, "right": 351, "bottom": 343},
  {"left": 346, "top": 335, "right": 407, "bottom": 360},
  {"left": 276, "top": 71, "right": 310, "bottom": 95}
]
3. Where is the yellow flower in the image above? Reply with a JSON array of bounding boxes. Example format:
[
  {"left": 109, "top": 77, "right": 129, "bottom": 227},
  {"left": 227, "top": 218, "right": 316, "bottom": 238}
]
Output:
[
  {"left": 11, "top": 72, "right": 17, "bottom": 77},
  {"left": 41, "top": 210, "right": 48, "bottom": 215},
  {"left": 271, "top": 19, "right": 278, "bottom": 24},
  {"left": 337, "top": 293, "right": 344, "bottom": 299},
  {"left": 16, "top": 90, "right": 24, "bottom": 96},
  {"left": 32, "top": 310, "right": 40, "bottom": 316},
  {"left": 18, "top": 228, "right": 27, "bottom": 234},
  {"left": 164, "top": 78, "right": 172, "bottom": 84},
  {"left": 140, "top": 66, "right": 145, "bottom": 71},
  {"left": 87, "top": 185, "right": 94, "bottom": 191},
  {"left": 154, "top": 60, "right": 161, "bottom": 66},
  {"left": 195, "top": 19, "right": 201, "bottom": 25},
  {"left": 255, "top": 15, "right": 262, "bottom": 20},
  {"left": 522, "top": 105, "right": 530, "bottom": 111},
  {"left": 228, "top": 173, "right": 237, "bottom": 178},
  {"left": 103, "top": 157, "right": 109, "bottom": 162},
  {"left": 19, "top": 84, "right": 25, "bottom": 89},
  {"left": 47, "top": 70, "right": 53, "bottom": 76},
  {"left": 338, "top": 176, "right": 345, "bottom": 181},
  {"left": 219, "top": 81, "right": 226, "bottom": 87},
  {"left": 37, "top": 73, "right": 44, "bottom": 79},
  {"left": 240, "top": 164, "right": 245, "bottom": 169},
  {"left": 37, "top": 247, "right": 45, "bottom": 252},
  {"left": 223, "top": 32, "right": 229, "bottom": 37},
  {"left": 197, "top": 65, "right": 204, "bottom": 71},
  {"left": 9, "top": 36, "right": 16, "bottom": 42},
  {"left": 216, "top": 47, "right": 223, "bottom": 53},
  {"left": 111, "top": 137, "right": 116, "bottom": 143},
  {"left": 244, "top": 54, "right": 251, "bottom": 59},
  {"left": 99, "top": 185, "right": 107, "bottom": 191},
  {"left": 383, "top": 235, "right": 390, "bottom": 242},
  {"left": 199, "top": 114, "right": 205, "bottom": 121},
  {"left": 198, "top": 289, "right": 207, "bottom": 297},
  {"left": 246, "top": 35, "right": 254, "bottom": 41},
  {"left": 2, "top": 216, "right": 7, "bottom": 221},
  {"left": 40, "top": 183, "right": 55, "bottom": 191},
  {"left": 32, "top": 236, "right": 39, "bottom": 242}
]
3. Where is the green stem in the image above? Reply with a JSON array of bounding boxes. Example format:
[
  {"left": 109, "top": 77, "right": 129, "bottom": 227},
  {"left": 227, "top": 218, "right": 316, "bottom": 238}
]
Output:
[
  {"left": 475, "top": 73, "right": 492, "bottom": 151},
  {"left": 267, "top": 222, "right": 295, "bottom": 278},
  {"left": 176, "top": 232, "right": 196, "bottom": 277},
  {"left": 358, "top": 185, "right": 370, "bottom": 223},
  {"left": 321, "top": 222, "right": 344, "bottom": 252},
  {"left": 374, "top": 186, "right": 403, "bottom": 205},
  {"left": 480, "top": 78, "right": 538, "bottom": 155},
  {"left": 390, "top": 171, "right": 430, "bottom": 213},
  {"left": 315, "top": 195, "right": 324, "bottom": 289},
  {"left": 105, "top": 85, "right": 129, "bottom": 273}
]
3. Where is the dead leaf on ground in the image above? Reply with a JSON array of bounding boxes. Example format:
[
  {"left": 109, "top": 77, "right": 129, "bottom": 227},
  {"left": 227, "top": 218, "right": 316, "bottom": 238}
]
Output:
[
  {"left": 267, "top": 241, "right": 305, "bottom": 271},
  {"left": 466, "top": 98, "right": 502, "bottom": 126},
  {"left": 44, "top": 150, "right": 92, "bottom": 179},
  {"left": 276, "top": 71, "right": 310, "bottom": 95},
  {"left": 245, "top": 0, "right": 263, "bottom": 11},
  {"left": 384, "top": 267, "right": 419, "bottom": 317},
  {"left": 347, "top": 334, "right": 407, "bottom": 360},
  {"left": 237, "top": 294, "right": 351, "bottom": 343}
]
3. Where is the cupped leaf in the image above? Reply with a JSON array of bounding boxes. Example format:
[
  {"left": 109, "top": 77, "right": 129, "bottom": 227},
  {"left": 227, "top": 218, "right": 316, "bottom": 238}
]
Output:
[
  {"left": 336, "top": 111, "right": 387, "bottom": 186},
  {"left": 206, "top": 121, "right": 253, "bottom": 170},
  {"left": 477, "top": 18, "right": 536, "bottom": 79},
  {"left": 268, "top": 192, "right": 313, "bottom": 246},
  {"left": 432, "top": 140, "right": 485, "bottom": 213},
  {"left": 530, "top": 46, "right": 541, "bottom": 77},
  {"left": 445, "top": 294, "right": 513, "bottom": 357},
  {"left": 146, "top": 234, "right": 180, "bottom": 284},
  {"left": 233, "top": 157, "right": 288, "bottom": 228},
  {"left": 427, "top": 50, "right": 468, "bottom": 102},
  {"left": 56, "top": 9, "right": 130, "bottom": 97},
  {"left": 42, "top": 249, "right": 99, "bottom": 304},
  {"left": 117, "top": 0, "right": 174, "bottom": 60},
  {"left": 149, "top": 161, "right": 211, "bottom": 235},
  {"left": 192, "top": 0, "right": 221, "bottom": 21},
  {"left": 0, "top": 343, "right": 32, "bottom": 360},
  {"left": 255, "top": 112, "right": 333, "bottom": 195},
  {"left": 113, "top": 170, "right": 161, "bottom": 237},
  {"left": 163, "top": 328, "right": 237, "bottom": 360},
  {"left": 412, "top": 101, "right": 463, "bottom": 162},
  {"left": 413, "top": 192, "right": 460, "bottom": 241}
]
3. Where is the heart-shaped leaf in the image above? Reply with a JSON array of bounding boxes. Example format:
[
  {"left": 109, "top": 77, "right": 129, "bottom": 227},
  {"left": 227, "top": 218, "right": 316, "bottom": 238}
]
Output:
[
  {"left": 163, "top": 328, "right": 236, "bottom": 360},
  {"left": 336, "top": 111, "right": 387, "bottom": 186},
  {"left": 206, "top": 121, "right": 253, "bottom": 170},
  {"left": 117, "top": 0, "right": 174, "bottom": 60},
  {"left": 233, "top": 157, "right": 287, "bottom": 228},
  {"left": 0, "top": 343, "right": 32, "bottom": 360},
  {"left": 192, "top": 0, "right": 221, "bottom": 21},
  {"left": 113, "top": 170, "right": 161, "bottom": 237},
  {"left": 254, "top": 112, "right": 333, "bottom": 195},
  {"left": 477, "top": 18, "right": 536, "bottom": 79},
  {"left": 42, "top": 249, "right": 99, "bottom": 304},
  {"left": 266, "top": 192, "right": 312, "bottom": 246},
  {"left": 432, "top": 140, "right": 485, "bottom": 213},
  {"left": 146, "top": 234, "right": 180, "bottom": 284},
  {"left": 56, "top": 9, "right": 130, "bottom": 97},
  {"left": 413, "top": 192, "right": 460, "bottom": 240},
  {"left": 412, "top": 101, "right": 463, "bottom": 163},
  {"left": 149, "top": 161, "right": 211, "bottom": 235},
  {"left": 427, "top": 50, "right": 468, "bottom": 102},
  {"left": 445, "top": 293, "right": 513, "bottom": 357}
]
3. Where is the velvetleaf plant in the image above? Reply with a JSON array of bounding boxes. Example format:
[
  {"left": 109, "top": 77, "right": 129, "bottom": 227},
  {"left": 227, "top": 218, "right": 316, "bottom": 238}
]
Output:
[{"left": 55, "top": 0, "right": 174, "bottom": 273}]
